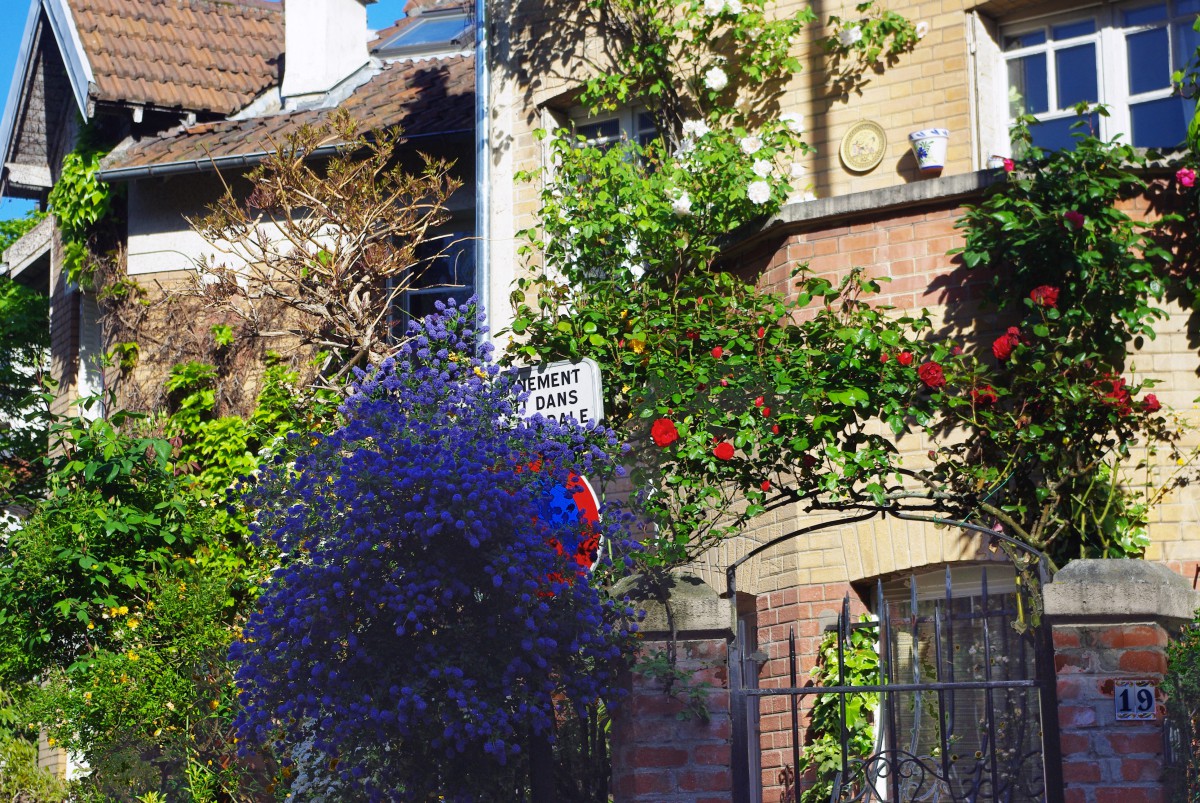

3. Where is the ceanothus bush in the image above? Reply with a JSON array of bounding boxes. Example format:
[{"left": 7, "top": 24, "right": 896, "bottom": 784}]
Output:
[{"left": 230, "top": 300, "right": 641, "bottom": 800}]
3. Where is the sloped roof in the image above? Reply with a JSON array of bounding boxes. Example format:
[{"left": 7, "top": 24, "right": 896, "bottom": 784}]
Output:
[
  {"left": 100, "top": 55, "right": 474, "bottom": 178},
  {"left": 71, "top": 0, "right": 283, "bottom": 115}
]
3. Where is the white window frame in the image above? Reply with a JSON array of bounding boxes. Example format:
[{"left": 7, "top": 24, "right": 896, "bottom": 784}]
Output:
[
  {"left": 568, "top": 106, "right": 658, "bottom": 150},
  {"left": 973, "top": 0, "right": 1198, "bottom": 158}
]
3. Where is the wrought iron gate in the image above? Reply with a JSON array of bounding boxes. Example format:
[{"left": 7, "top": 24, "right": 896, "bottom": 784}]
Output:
[{"left": 728, "top": 525, "right": 1063, "bottom": 803}]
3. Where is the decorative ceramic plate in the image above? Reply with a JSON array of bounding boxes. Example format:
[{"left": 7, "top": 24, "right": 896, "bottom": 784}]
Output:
[{"left": 840, "top": 120, "right": 887, "bottom": 173}]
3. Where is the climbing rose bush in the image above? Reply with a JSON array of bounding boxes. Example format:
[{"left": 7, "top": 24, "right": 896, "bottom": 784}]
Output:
[{"left": 231, "top": 301, "right": 641, "bottom": 800}]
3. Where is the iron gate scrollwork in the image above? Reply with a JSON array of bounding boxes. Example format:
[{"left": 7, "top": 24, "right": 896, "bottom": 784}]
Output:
[{"left": 728, "top": 518, "right": 1063, "bottom": 803}]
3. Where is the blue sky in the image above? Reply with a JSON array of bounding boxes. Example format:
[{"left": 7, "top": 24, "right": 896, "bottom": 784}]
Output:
[{"left": 0, "top": 0, "right": 409, "bottom": 220}]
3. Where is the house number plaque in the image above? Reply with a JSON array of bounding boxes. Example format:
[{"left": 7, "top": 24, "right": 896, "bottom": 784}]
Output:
[{"left": 1114, "top": 680, "right": 1156, "bottom": 721}]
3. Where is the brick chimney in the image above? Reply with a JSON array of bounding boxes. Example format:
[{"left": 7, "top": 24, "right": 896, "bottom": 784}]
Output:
[{"left": 281, "top": 0, "right": 374, "bottom": 99}]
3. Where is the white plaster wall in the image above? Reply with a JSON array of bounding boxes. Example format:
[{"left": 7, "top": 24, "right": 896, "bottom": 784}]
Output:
[{"left": 281, "top": 0, "right": 370, "bottom": 99}]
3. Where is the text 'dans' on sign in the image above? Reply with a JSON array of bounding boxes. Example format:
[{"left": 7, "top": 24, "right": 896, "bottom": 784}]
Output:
[{"left": 513, "top": 358, "right": 605, "bottom": 425}]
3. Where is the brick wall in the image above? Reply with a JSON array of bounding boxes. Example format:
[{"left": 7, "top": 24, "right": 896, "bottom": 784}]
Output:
[{"left": 610, "top": 638, "right": 734, "bottom": 803}]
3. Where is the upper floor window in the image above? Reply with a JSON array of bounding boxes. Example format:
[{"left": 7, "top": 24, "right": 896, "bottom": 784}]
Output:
[
  {"left": 1000, "top": 1, "right": 1199, "bottom": 150},
  {"left": 571, "top": 108, "right": 658, "bottom": 151},
  {"left": 375, "top": 10, "right": 473, "bottom": 58},
  {"left": 392, "top": 229, "right": 475, "bottom": 331}
]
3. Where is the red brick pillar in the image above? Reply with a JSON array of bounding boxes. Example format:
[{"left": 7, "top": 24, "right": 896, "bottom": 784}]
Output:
[
  {"left": 1044, "top": 559, "right": 1199, "bottom": 803},
  {"left": 610, "top": 574, "right": 734, "bottom": 803}
]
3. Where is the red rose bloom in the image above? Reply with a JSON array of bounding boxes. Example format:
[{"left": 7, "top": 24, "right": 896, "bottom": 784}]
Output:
[
  {"left": 897, "top": 351, "right": 914, "bottom": 366},
  {"left": 713, "top": 441, "right": 735, "bottom": 461},
  {"left": 757, "top": 326, "right": 766, "bottom": 338},
  {"left": 711, "top": 346, "right": 724, "bottom": 359},
  {"left": 970, "top": 385, "right": 999, "bottom": 405},
  {"left": 754, "top": 396, "right": 765, "bottom": 407},
  {"left": 1092, "top": 374, "right": 1133, "bottom": 416},
  {"left": 992, "top": 328, "right": 1020, "bottom": 361},
  {"left": 651, "top": 418, "right": 679, "bottom": 447},
  {"left": 1142, "top": 394, "right": 1161, "bottom": 413},
  {"left": 762, "top": 406, "right": 771, "bottom": 417},
  {"left": 1064, "top": 210, "right": 1085, "bottom": 230},
  {"left": 1030, "top": 285, "right": 1059, "bottom": 309},
  {"left": 880, "top": 353, "right": 889, "bottom": 364},
  {"left": 917, "top": 361, "right": 946, "bottom": 389},
  {"left": 771, "top": 424, "right": 780, "bottom": 434},
  {"left": 1003, "top": 158, "right": 1015, "bottom": 173},
  {"left": 685, "top": 330, "right": 699, "bottom": 340},
  {"left": 760, "top": 480, "right": 771, "bottom": 492}
]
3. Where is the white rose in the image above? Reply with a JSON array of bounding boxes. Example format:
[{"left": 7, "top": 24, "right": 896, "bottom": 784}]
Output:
[
  {"left": 789, "top": 162, "right": 805, "bottom": 179},
  {"left": 915, "top": 21, "right": 929, "bottom": 38},
  {"left": 626, "top": 239, "right": 640, "bottom": 256},
  {"left": 704, "top": 0, "right": 725, "bottom": 14},
  {"left": 839, "top": 25, "right": 863, "bottom": 46},
  {"left": 726, "top": 0, "right": 743, "bottom": 13},
  {"left": 739, "top": 135, "right": 763, "bottom": 155},
  {"left": 681, "top": 119, "right": 711, "bottom": 139},
  {"left": 671, "top": 191, "right": 693, "bottom": 216},
  {"left": 753, "top": 159, "right": 773, "bottom": 178},
  {"left": 780, "top": 112, "right": 804, "bottom": 134},
  {"left": 747, "top": 181, "right": 771, "bottom": 205},
  {"left": 704, "top": 66, "right": 728, "bottom": 92}
]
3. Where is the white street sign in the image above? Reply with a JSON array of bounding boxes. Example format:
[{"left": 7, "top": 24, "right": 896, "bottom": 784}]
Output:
[{"left": 513, "top": 358, "right": 605, "bottom": 425}]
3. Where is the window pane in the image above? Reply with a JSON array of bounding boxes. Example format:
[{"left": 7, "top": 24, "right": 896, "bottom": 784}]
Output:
[
  {"left": 1130, "top": 96, "right": 1191, "bottom": 146},
  {"left": 1174, "top": 18, "right": 1200, "bottom": 70},
  {"left": 1029, "top": 113, "right": 1099, "bottom": 150},
  {"left": 1052, "top": 19, "right": 1095, "bottom": 39},
  {"left": 1128, "top": 28, "right": 1172, "bottom": 93},
  {"left": 1124, "top": 3, "right": 1168, "bottom": 25},
  {"left": 1176, "top": 0, "right": 1200, "bottom": 16},
  {"left": 1004, "top": 29, "right": 1046, "bottom": 49},
  {"left": 383, "top": 16, "right": 469, "bottom": 49},
  {"left": 1056, "top": 44, "right": 1098, "bottom": 106},
  {"left": 1008, "top": 53, "right": 1049, "bottom": 115},
  {"left": 574, "top": 119, "right": 621, "bottom": 142}
]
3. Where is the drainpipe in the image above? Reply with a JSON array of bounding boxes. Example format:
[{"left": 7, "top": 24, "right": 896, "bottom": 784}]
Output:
[{"left": 474, "top": 0, "right": 491, "bottom": 338}]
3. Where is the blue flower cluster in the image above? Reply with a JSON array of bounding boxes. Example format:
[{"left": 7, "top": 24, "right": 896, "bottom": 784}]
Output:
[{"left": 230, "top": 300, "right": 641, "bottom": 800}]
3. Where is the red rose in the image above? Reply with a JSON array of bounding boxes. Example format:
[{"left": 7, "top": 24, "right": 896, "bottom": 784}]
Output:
[
  {"left": 1003, "top": 158, "right": 1015, "bottom": 173},
  {"left": 1064, "top": 210, "right": 1085, "bottom": 230},
  {"left": 1030, "top": 285, "right": 1059, "bottom": 309},
  {"left": 713, "top": 441, "right": 735, "bottom": 461},
  {"left": 761, "top": 406, "right": 771, "bottom": 417},
  {"left": 711, "top": 346, "right": 724, "bottom": 359},
  {"left": 754, "top": 396, "right": 765, "bottom": 407},
  {"left": 880, "top": 353, "right": 889, "bottom": 364},
  {"left": 992, "top": 328, "right": 1020, "bottom": 361},
  {"left": 651, "top": 418, "right": 679, "bottom": 447},
  {"left": 970, "top": 385, "right": 998, "bottom": 405},
  {"left": 1092, "top": 374, "right": 1133, "bottom": 416},
  {"left": 771, "top": 424, "right": 780, "bottom": 434},
  {"left": 801, "top": 454, "right": 817, "bottom": 469},
  {"left": 757, "top": 326, "right": 766, "bottom": 338},
  {"left": 917, "top": 361, "right": 946, "bottom": 389},
  {"left": 1142, "top": 394, "right": 1161, "bottom": 413},
  {"left": 760, "top": 480, "right": 771, "bottom": 492},
  {"left": 685, "top": 330, "right": 699, "bottom": 340},
  {"left": 897, "top": 351, "right": 914, "bottom": 366}
]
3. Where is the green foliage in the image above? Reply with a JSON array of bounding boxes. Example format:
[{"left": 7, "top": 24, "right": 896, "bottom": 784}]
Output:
[
  {"left": 797, "top": 623, "right": 879, "bottom": 803},
  {"left": 822, "top": 0, "right": 922, "bottom": 96},
  {"left": 1166, "top": 611, "right": 1200, "bottom": 802},
  {"left": 46, "top": 136, "right": 114, "bottom": 286},
  {"left": 0, "top": 276, "right": 50, "bottom": 505},
  {"left": 0, "top": 734, "right": 71, "bottom": 802},
  {"left": 0, "top": 210, "right": 46, "bottom": 254}
]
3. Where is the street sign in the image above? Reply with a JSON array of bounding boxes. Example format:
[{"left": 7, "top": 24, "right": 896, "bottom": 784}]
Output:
[
  {"left": 539, "top": 472, "right": 602, "bottom": 572},
  {"left": 512, "top": 358, "right": 605, "bottom": 425}
]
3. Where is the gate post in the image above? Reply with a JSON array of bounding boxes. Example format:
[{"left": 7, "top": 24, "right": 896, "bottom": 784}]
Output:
[
  {"left": 1043, "top": 559, "right": 1199, "bottom": 803},
  {"left": 609, "top": 573, "right": 735, "bottom": 803}
]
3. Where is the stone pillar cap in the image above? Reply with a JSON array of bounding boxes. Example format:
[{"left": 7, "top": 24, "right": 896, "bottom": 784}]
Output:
[
  {"left": 611, "top": 571, "right": 733, "bottom": 638},
  {"left": 1043, "top": 559, "right": 1200, "bottom": 623}
]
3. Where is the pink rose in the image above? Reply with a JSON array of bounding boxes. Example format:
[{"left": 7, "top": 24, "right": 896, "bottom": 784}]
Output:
[
  {"left": 1177, "top": 168, "right": 1196, "bottom": 188},
  {"left": 1003, "top": 158, "right": 1015, "bottom": 173},
  {"left": 1064, "top": 210, "right": 1085, "bottom": 230}
]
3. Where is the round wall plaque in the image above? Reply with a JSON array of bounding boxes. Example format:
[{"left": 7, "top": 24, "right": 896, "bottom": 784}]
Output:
[{"left": 840, "top": 120, "right": 888, "bottom": 173}]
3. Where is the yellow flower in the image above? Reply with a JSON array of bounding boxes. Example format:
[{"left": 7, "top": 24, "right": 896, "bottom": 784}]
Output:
[
  {"left": 628, "top": 338, "right": 646, "bottom": 354},
  {"left": 127, "top": 652, "right": 139, "bottom": 662},
  {"left": 83, "top": 692, "right": 92, "bottom": 701},
  {"left": 209, "top": 700, "right": 220, "bottom": 710},
  {"left": 117, "top": 606, "right": 129, "bottom": 616},
  {"left": 86, "top": 622, "right": 95, "bottom": 630},
  {"left": 127, "top": 619, "right": 139, "bottom": 630},
  {"left": 46, "top": 737, "right": 55, "bottom": 746},
  {"left": 473, "top": 366, "right": 488, "bottom": 380}
]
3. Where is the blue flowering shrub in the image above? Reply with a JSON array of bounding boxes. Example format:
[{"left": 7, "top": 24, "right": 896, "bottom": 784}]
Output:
[{"left": 231, "top": 300, "right": 642, "bottom": 800}]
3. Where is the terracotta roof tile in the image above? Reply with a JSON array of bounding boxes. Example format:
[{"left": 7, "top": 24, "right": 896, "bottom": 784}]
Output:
[
  {"left": 104, "top": 55, "right": 474, "bottom": 175},
  {"left": 70, "top": 0, "right": 283, "bottom": 115}
]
